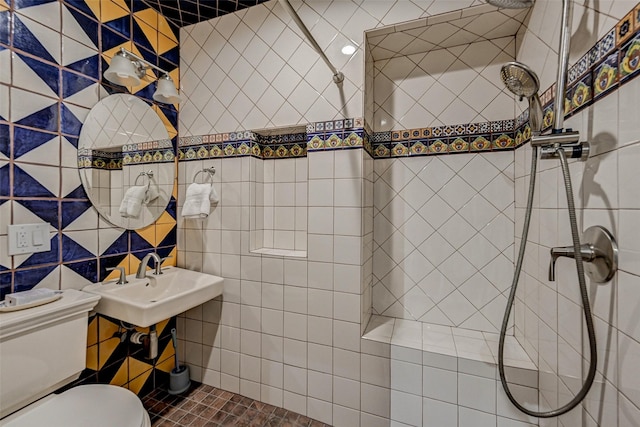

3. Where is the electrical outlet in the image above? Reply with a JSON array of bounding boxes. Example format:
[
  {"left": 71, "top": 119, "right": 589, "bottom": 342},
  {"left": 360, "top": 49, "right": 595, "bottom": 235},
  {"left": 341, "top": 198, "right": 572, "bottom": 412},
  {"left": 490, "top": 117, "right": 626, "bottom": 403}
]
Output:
[
  {"left": 7, "top": 223, "right": 51, "bottom": 255},
  {"left": 17, "top": 231, "right": 28, "bottom": 248}
]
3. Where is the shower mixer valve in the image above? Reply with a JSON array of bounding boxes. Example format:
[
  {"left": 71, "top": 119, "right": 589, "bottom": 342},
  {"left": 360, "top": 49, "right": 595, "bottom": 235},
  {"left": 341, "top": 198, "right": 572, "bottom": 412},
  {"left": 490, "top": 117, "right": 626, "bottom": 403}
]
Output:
[{"left": 548, "top": 225, "right": 618, "bottom": 283}]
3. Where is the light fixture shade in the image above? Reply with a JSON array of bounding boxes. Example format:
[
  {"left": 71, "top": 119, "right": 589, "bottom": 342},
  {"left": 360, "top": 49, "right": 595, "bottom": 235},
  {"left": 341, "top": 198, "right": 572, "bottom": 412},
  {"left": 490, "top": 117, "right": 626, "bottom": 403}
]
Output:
[
  {"left": 104, "top": 53, "right": 141, "bottom": 86},
  {"left": 153, "top": 75, "right": 181, "bottom": 104}
]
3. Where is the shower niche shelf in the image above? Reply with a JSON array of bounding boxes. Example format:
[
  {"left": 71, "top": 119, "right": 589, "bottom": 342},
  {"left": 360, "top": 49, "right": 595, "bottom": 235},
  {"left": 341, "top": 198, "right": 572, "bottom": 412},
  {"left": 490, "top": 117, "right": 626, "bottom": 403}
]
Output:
[
  {"left": 364, "top": 3, "right": 531, "bottom": 134},
  {"left": 249, "top": 125, "right": 308, "bottom": 258}
]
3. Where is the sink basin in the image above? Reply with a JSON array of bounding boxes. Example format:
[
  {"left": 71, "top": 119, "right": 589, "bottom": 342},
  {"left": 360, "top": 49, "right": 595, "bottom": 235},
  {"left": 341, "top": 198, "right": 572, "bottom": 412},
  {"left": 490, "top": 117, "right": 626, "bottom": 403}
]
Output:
[{"left": 83, "top": 267, "right": 224, "bottom": 327}]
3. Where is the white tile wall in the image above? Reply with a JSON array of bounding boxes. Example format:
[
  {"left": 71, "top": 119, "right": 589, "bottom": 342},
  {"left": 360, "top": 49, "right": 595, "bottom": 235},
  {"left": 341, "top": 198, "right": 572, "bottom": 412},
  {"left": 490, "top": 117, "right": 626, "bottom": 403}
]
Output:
[
  {"left": 371, "top": 36, "right": 517, "bottom": 131},
  {"left": 372, "top": 152, "right": 515, "bottom": 333},
  {"left": 513, "top": 2, "right": 640, "bottom": 426}
]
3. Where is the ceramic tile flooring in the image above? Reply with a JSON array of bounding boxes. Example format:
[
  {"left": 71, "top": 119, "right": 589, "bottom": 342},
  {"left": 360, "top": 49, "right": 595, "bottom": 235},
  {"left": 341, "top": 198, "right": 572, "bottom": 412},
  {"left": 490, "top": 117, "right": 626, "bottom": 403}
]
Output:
[{"left": 143, "top": 383, "right": 330, "bottom": 427}]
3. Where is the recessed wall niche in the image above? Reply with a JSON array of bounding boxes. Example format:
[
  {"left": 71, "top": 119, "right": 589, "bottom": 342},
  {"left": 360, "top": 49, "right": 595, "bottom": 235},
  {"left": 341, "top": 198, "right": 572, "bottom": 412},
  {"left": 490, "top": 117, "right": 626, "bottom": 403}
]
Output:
[
  {"left": 364, "top": 3, "right": 531, "bottom": 133},
  {"left": 249, "top": 126, "right": 308, "bottom": 257}
]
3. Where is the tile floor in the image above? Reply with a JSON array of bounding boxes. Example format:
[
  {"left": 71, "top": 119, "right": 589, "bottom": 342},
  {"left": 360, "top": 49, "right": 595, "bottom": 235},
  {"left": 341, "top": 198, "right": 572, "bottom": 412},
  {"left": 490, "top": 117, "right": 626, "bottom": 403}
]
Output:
[{"left": 143, "top": 383, "right": 331, "bottom": 427}]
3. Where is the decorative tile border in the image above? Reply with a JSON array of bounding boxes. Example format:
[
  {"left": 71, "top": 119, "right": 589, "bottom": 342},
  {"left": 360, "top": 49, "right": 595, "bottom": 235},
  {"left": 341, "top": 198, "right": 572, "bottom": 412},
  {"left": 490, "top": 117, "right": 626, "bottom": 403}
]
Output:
[
  {"left": 178, "top": 118, "right": 365, "bottom": 161},
  {"left": 78, "top": 148, "right": 122, "bottom": 170}
]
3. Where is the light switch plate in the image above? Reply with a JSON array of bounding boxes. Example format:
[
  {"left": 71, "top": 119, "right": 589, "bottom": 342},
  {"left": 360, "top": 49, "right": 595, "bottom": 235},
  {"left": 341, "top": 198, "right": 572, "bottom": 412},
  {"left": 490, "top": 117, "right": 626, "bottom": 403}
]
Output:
[{"left": 7, "top": 223, "right": 51, "bottom": 255}]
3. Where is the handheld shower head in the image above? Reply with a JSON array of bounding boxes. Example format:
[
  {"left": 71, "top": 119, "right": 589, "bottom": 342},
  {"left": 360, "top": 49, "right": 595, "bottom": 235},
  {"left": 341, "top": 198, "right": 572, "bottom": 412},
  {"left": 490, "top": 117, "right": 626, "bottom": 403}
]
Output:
[
  {"left": 500, "top": 61, "right": 543, "bottom": 133},
  {"left": 486, "top": 0, "right": 534, "bottom": 8}
]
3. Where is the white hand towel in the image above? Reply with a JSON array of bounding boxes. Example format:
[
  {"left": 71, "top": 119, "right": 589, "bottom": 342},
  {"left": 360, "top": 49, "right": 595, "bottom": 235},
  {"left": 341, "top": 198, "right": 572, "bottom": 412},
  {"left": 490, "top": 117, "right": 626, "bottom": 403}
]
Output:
[
  {"left": 144, "top": 184, "right": 159, "bottom": 204},
  {"left": 182, "top": 183, "right": 218, "bottom": 218},
  {"left": 119, "top": 185, "right": 147, "bottom": 218}
]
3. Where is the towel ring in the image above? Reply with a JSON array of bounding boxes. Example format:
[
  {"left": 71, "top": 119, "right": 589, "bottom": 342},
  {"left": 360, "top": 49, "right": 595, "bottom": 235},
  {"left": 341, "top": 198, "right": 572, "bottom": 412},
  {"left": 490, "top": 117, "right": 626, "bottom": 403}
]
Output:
[
  {"left": 193, "top": 167, "right": 216, "bottom": 183},
  {"left": 134, "top": 170, "right": 154, "bottom": 187}
]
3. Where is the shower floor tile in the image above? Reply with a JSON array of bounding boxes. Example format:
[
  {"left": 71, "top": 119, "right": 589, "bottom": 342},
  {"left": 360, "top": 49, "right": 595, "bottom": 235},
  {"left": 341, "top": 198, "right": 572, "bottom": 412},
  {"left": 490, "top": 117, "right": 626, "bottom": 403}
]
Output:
[{"left": 143, "top": 383, "right": 331, "bottom": 427}]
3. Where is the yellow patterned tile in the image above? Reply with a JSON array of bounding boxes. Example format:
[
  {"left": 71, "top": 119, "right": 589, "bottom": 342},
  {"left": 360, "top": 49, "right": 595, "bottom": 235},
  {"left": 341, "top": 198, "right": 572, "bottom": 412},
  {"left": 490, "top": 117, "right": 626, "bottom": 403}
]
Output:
[
  {"left": 128, "top": 356, "right": 153, "bottom": 379},
  {"left": 133, "top": 14, "right": 159, "bottom": 54},
  {"left": 156, "top": 223, "right": 174, "bottom": 246},
  {"left": 98, "top": 316, "right": 120, "bottom": 342},
  {"left": 0, "top": 1, "right": 9, "bottom": 11},
  {"left": 109, "top": 361, "right": 128, "bottom": 386},
  {"left": 98, "top": 337, "right": 120, "bottom": 369},
  {"left": 155, "top": 318, "right": 170, "bottom": 336},
  {"left": 127, "top": 368, "right": 152, "bottom": 394},
  {"left": 86, "top": 344, "right": 98, "bottom": 371},
  {"left": 156, "top": 210, "right": 176, "bottom": 225},
  {"left": 158, "top": 32, "right": 178, "bottom": 55},
  {"left": 158, "top": 13, "right": 178, "bottom": 44},
  {"left": 101, "top": 0, "right": 130, "bottom": 23},
  {"left": 152, "top": 104, "right": 178, "bottom": 138},
  {"left": 87, "top": 315, "right": 98, "bottom": 346},
  {"left": 155, "top": 344, "right": 176, "bottom": 373},
  {"left": 126, "top": 253, "right": 142, "bottom": 278},
  {"left": 136, "top": 223, "right": 157, "bottom": 247},
  {"left": 133, "top": 7, "right": 158, "bottom": 29}
]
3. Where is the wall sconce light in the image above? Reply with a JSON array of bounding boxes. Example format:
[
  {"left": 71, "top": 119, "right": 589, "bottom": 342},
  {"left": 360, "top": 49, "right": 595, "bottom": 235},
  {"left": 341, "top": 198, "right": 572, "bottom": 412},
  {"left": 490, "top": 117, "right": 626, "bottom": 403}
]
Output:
[{"left": 103, "top": 48, "right": 181, "bottom": 105}]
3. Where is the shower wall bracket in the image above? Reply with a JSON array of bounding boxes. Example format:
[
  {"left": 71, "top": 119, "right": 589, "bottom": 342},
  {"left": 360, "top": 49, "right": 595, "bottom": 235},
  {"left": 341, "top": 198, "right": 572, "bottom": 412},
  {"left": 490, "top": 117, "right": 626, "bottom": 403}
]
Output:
[{"left": 548, "top": 225, "right": 618, "bottom": 283}]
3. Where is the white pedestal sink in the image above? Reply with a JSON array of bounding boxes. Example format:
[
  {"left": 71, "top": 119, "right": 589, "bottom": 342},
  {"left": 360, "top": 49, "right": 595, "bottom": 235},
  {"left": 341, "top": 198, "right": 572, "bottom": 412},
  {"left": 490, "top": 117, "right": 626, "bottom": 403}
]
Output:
[{"left": 83, "top": 267, "right": 224, "bottom": 327}]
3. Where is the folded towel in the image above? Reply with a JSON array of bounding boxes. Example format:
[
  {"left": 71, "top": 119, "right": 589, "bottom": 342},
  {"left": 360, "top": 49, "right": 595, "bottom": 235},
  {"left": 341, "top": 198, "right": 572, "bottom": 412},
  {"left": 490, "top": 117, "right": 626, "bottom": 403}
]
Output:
[
  {"left": 119, "top": 185, "right": 147, "bottom": 218},
  {"left": 182, "top": 183, "right": 218, "bottom": 218}
]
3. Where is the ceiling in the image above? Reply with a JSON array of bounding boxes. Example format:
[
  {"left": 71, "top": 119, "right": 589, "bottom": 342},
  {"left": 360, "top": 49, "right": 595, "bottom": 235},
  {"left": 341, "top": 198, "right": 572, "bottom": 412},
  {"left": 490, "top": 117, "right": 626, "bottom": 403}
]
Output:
[{"left": 142, "top": 0, "right": 271, "bottom": 28}]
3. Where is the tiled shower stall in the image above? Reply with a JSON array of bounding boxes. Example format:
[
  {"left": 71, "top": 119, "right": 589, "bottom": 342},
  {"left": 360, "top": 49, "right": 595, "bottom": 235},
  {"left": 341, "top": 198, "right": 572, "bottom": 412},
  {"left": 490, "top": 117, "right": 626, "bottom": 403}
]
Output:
[{"left": 1, "top": 0, "right": 640, "bottom": 426}]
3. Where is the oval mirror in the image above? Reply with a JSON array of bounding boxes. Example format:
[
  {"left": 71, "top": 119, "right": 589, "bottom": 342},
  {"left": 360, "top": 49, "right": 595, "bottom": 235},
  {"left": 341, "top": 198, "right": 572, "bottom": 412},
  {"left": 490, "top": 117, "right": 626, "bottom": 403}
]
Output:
[{"left": 78, "top": 94, "right": 175, "bottom": 229}]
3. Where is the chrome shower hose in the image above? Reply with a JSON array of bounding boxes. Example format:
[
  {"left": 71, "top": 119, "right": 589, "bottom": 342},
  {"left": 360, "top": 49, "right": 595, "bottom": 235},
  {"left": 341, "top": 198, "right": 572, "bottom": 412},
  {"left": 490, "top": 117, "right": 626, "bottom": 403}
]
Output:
[{"left": 498, "top": 146, "right": 598, "bottom": 418}]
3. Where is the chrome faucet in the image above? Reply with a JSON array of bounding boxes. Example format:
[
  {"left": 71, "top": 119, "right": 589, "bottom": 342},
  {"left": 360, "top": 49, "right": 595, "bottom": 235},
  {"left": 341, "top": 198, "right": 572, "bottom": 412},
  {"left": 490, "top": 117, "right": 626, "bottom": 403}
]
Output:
[{"left": 136, "top": 253, "right": 162, "bottom": 279}]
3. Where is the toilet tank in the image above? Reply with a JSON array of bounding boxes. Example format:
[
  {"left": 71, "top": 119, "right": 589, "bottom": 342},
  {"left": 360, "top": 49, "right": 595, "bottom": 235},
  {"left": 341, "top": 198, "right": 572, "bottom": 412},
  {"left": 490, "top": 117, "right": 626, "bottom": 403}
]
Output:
[{"left": 0, "top": 289, "right": 100, "bottom": 419}]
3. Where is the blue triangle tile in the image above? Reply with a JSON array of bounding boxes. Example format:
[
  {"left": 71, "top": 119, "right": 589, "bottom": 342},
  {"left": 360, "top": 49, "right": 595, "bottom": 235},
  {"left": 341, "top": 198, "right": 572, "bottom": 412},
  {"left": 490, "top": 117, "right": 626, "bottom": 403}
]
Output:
[
  {"left": 12, "top": 16, "right": 57, "bottom": 64},
  {"left": 156, "top": 246, "right": 174, "bottom": 259},
  {"left": 0, "top": 11, "right": 9, "bottom": 46},
  {"left": 101, "top": 26, "right": 129, "bottom": 52},
  {"left": 16, "top": 103, "right": 59, "bottom": 132},
  {"left": 105, "top": 14, "right": 130, "bottom": 39},
  {"left": 61, "top": 233, "right": 95, "bottom": 262},
  {"left": 158, "top": 226, "right": 176, "bottom": 248},
  {"left": 64, "top": 259, "right": 97, "bottom": 283},
  {"left": 13, "top": 165, "right": 56, "bottom": 198},
  {"left": 60, "top": 103, "right": 83, "bottom": 137},
  {"left": 132, "top": 19, "right": 154, "bottom": 53},
  {"left": 98, "top": 254, "right": 127, "bottom": 281},
  {"left": 130, "top": 230, "right": 154, "bottom": 251},
  {"left": 61, "top": 200, "right": 92, "bottom": 229},
  {"left": 14, "top": 0, "right": 57, "bottom": 9},
  {"left": 62, "top": 69, "right": 96, "bottom": 99},
  {"left": 64, "top": 183, "right": 88, "bottom": 200},
  {"left": 158, "top": 104, "right": 178, "bottom": 129},
  {"left": 67, "top": 53, "right": 100, "bottom": 80},
  {"left": 101, "top": 232, "right": 128, "bottom": 256},
  {"left": 160, "top": 46, "right": 179, "bottom": 67},
  {"left": 0, "top": 163, "right": 9, "bottom": 197},
  {"left": 13, "top": 126, "right": 57, "bottom": 158},
  {"left": 166, "top": 197, "right": 176, "bottom": 219},
  {"left": 65, "top": 5, "right": 99, "bottom": 47},
  {"left": 16, "top": 200, "right": 59, "bottom": 228},
  {"left": 13, "top": 265, "right": 57, "bottom": 292},
  {"left": 17, "top": 53, "right": 60, "bottom": 95},
  {"left": 134, "top": 83, "right": 155, "bottom": 103},
  {"left": 65, "top": 135, "right": 79, "bottom": 149},
  {"left": 19, "top": 236, "right": 59, "bottom": 268},
  {"left": 0, "top": 124, "right": 9, "bottom": 158},
  {"left": 0, "top": 273, "right": 11, "bottom": 299},
  {"left": 63, "top": 1, "right": 98, "bottom": 21}
]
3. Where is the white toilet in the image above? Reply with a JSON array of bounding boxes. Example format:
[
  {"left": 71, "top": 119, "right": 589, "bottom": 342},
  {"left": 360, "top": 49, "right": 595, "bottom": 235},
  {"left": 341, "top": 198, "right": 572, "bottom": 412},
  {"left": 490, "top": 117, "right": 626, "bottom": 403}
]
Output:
[{"left": 0, "top": 289, "right": 151, "bottom": 427}]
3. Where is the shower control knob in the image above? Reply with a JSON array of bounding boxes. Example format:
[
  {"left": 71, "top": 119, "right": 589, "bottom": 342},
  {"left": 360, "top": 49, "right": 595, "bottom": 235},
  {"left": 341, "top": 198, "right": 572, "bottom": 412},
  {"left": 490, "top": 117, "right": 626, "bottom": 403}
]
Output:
[{"left": 548, "top": 226, "right": 618, "bottom": 283}]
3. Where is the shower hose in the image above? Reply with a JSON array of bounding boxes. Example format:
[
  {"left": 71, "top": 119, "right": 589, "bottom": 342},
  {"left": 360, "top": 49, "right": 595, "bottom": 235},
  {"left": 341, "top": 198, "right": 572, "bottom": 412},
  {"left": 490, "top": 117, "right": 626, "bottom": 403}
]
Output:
[{"left": 498, "top": 146, "right": 597, "bottom": 418}]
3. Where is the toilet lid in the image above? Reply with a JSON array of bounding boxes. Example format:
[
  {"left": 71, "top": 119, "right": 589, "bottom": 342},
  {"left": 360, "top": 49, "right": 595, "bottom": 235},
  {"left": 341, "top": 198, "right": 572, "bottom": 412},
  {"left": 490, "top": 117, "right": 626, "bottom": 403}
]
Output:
[{"left": 4, "top": 385, "right": 146, "bottom": 427}]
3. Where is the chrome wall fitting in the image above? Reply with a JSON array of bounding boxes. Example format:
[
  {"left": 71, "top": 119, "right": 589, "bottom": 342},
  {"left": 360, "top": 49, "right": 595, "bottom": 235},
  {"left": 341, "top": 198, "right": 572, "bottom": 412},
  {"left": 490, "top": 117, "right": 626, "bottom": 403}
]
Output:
[
  {"left": 539, "top": 142, "right": 590, "bottom": 161},
  {"left": 548, "top": 225, "right": 618, "bottom": 283}
]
